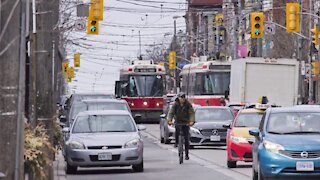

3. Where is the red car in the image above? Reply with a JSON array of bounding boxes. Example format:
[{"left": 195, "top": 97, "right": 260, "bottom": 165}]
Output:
[{"left": 225, "top": 108, "right": 264, "bottom": 168}]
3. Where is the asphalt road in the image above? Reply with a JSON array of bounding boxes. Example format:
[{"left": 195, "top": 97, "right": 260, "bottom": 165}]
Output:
[
  {"left": 66, "top": 130, "right": 239, "bottom": 180},
  {"left": 143, "top": 124, "right": 252, "bottom": 180}
]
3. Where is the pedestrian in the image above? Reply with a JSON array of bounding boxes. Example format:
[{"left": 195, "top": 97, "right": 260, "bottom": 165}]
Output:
[{"left": 167, "top": 92, "right": 195, "bottom": 160}]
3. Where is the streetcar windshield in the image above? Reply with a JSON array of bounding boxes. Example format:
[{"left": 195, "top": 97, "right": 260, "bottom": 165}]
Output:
[
  {"left": 128, "top": 75, "right": 164, "bottom": 97},
  {"left": 195, "top": 72, "right": 230, "bottom": 95}
]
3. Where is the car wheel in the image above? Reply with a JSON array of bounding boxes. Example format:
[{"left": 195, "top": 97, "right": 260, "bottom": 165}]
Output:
[
  {"left": 252, "top": 165, "right": 258, "bottom": 180},
  {"left": 66, "top": 161, "right": 77, "bottom": 174},
  {"left": 164, "top": 128, "right": 171, "bottom": 144},
  {"left": 132, "top": 159, "right": 144, "bottom": 172},
  {"left": 227, "top": 160, "right": 237, "bottom": 168},
  {"left": 160, "top": 127, "right": 164, "bottom": 143},
  {"left": 257, "top": 164, "right": 265, "bottom": 180}
]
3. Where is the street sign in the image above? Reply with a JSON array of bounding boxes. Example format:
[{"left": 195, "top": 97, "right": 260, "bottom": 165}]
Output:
[
  {"left": 75, "top": 19, "right": 86, "bottom": 31},
  {"left": 265, "top": 23, "right": 275, "bottom": 35}
]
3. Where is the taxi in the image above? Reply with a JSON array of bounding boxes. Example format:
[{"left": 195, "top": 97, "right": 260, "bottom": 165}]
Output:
[{"left": 225, "top": 104, "right": 267, "bottom": 168}]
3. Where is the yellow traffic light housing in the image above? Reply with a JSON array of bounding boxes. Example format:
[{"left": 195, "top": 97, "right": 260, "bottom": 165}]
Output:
[
  {"left": 68, "top": 67, "right": 75, "bottom": 78},
  {"left": 311, "top": 26, "right": 319, "bottom": 45},
  {"left": 251, "top": 12, "right": 264, "bottom": 39},
  {"left": 312, "top": 62, "right": 320, "bottom": 75},
  {"left": 74, "top": 53, "right": 80, "bottom": 67},
  {"left": 168, "top": 51, "right": 176, "bottom": 70},
  {"left": 89, "top": 0, "right": 104, "bottom": 21},
  {"left": 286, "top": 3, "right": 300, "bottom": 33},
  {"left": 87, "top": 18, "right": 99, "bottom": 35}
]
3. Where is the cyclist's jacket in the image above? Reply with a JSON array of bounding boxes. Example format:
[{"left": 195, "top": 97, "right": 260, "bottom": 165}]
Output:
[{"left": 167, "top": 100, "right": 195, "bottom": 124}]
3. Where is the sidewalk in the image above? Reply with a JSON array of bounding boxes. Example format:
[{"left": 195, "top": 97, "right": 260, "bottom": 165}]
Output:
[{"left": 53, "top": 151, "right": 67, "bottom": 180}]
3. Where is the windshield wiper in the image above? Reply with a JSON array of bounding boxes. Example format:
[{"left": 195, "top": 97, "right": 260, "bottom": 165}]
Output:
[
  {"left": 281, "top": 131, "right": 320, "bottom": 134},
  {"left": 268, "top": 131, "right": 285, "bottom": 134},
  {"left": 101, "top": 130, "right": 127, "bottom": 132}
]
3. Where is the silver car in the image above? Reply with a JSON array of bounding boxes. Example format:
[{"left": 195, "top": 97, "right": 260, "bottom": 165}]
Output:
[{"left": 63, "top": 110, "right": 145, "bottom": 174}]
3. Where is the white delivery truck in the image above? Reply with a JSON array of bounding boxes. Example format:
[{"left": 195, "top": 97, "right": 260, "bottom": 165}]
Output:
[{"left": 229, "top": 57, "right": 299, "bottom": 107}]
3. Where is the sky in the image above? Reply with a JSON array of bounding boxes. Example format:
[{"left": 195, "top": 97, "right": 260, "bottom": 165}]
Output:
[{"left": 65, "top": 0, "right": 187, "bottom": 94}]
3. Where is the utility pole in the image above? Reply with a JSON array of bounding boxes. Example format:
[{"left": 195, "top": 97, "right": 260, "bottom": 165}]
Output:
[
  {"left": 308, "top": 0, "right": 314, "bottom": 103},
  {"left": 15, "top": 0, "right": 27, "bottom": 179},
  {"left": 139, "top": 30, "right": 142, "bottom": 59},
  {"left": 0, "top": 0, "right": 24, "bottom": 179},
  {"left": 173, "top": 18, "right": 177, "bottom": 93}
]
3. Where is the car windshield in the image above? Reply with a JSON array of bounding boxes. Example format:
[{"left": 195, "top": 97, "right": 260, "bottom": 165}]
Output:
[
  {"left": 267, "top": 112, "right": 320, "bottom": 134},
  {"left": 234, "top": 112, "right": 263, "bottom": 127},
  {"left": 128, "top": 75, "right": 164, "bottom": 97},
  {"left": 195, "top": 108, "right": 233, "bottom": 122},
  {"left": 72, "top": 115, "right": 136, "bottom": 133}
]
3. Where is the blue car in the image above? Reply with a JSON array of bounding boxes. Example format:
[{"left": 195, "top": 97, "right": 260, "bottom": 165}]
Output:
[{"left": 250, "top": 106, "right": 320, "bottom": 180}]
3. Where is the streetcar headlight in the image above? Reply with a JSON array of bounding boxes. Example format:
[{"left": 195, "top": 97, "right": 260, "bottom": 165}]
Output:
[{"left": 143, "top": 102, "right": 148, "bottom": 106}]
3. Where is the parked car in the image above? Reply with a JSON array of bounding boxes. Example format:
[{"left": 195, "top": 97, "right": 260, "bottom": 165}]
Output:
[
  {"left": 68, "top": 99, "right": 131, "bottom": 127},
  {"left": 189, "top": 106, "right": 234, "bottom": 147},
  {"left": 225, "top": 108, "right": 265, "bottom": 168},
  {"left": 250, "top": 106, "right": 320, "bottom": 179},
  {"left": 63, "top": 110, "right": 145, "bottom": 174},
  {"left": 65, "top": 93, "right": 114, "bottom": 111},
  {"left": 63, "top": 93, "right": 115, "bottom": 125}
]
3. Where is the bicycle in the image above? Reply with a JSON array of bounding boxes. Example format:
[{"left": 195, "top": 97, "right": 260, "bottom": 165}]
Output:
[{"left": 176, "top": 124, "right": 189, "bottom": 164}]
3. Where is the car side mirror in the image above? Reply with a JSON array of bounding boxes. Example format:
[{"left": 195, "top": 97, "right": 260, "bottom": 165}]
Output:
[
  {"left": 134, "top": 114, "right": 142, "bottom": 122},
  {"left": 222, "top": 123, "right": 231, "bottom": 129},
  {"left": 59, "top": 115, "right": 67, "bottom": 123},
  {"left": 62, "top": 127, "right": 70, "bottom": 133},
  {"left": 160, "top": 114, "right": 166, "bottom": 118},
  {"left": 137, "top": 125, "right": 146, "bottom": 131},
  {"left": 249, "top": 129, "right": 260, "bottom": 137}
]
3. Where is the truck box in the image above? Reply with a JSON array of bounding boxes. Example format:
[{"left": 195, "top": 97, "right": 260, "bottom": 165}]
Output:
[{"left": 230, "top": 58, "right": 299, "bottom": 107}]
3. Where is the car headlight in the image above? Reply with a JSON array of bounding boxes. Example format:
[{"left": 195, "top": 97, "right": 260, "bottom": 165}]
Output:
[
  {"left": 190, "top": 127, "right": 201, "bottom": 135},
  {"left": 66, "top": 141, "right": 85, "bottom": 149},
  {"left": 231, "top": 136, "right": 248, "bottom": 144},
  {"left": 263, "top": 140, "right": 284, "bottom": 153},
  {"left": 124, "top": 139, "right": 141, "bottom": 148}
]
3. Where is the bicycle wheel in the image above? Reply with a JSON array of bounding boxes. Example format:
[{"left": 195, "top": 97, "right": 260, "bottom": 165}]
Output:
[{"left": 179, "top": 134, "right": 183, "bottom": 164}]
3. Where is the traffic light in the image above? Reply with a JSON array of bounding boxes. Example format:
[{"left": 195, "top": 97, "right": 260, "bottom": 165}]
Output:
[
  {"left": 87, "top": 18, "right": 99, "bottom": 35},
  {"left": 251, "top": 12, "right": 264, "bottom": 39},
  {"left": 311, "top": 26, "right": 319, "bottom": 45},
  {"left": 74, "top": 53, "right": 80, "bottom": 67},
  {"left": 68, "top": 67, "right": 75, "bottom": 78},
  {"left": 312, "top": 62, "right": 320, "bottom": 75},
  {"left": 168, "top": 51, "right": 176, "bottom": 70},
  {"left": 62, "top": 62, "right": 69, "bottom": 74},
  {"left": 89, "top": 0, "right": 104, "bottom": 21},
  {"left": 286, "top": 3, "right": 300, "bottom": 33}
]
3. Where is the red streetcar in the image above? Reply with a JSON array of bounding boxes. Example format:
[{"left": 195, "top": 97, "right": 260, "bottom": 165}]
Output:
[
  {"left": 180, "top": 60, "right": 231, "bottom": 106},
  {"left": 115, "top": 60, "right": 166, "bottom": 122}
]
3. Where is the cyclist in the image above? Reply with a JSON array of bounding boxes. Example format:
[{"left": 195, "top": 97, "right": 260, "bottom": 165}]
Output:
[{"left": 167, "top": 92, "right": 195, "bottom": 160}]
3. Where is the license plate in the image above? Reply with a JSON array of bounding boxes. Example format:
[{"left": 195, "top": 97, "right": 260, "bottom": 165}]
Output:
[
  {"left": 98, "top": 153, "right": 112, "bottom": 161},
  {"left": 296, "top": 161, "right": 314, "bottom": 171},
  {"left": 210, "top": 135, "right": 221, "bottom": 141}
]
